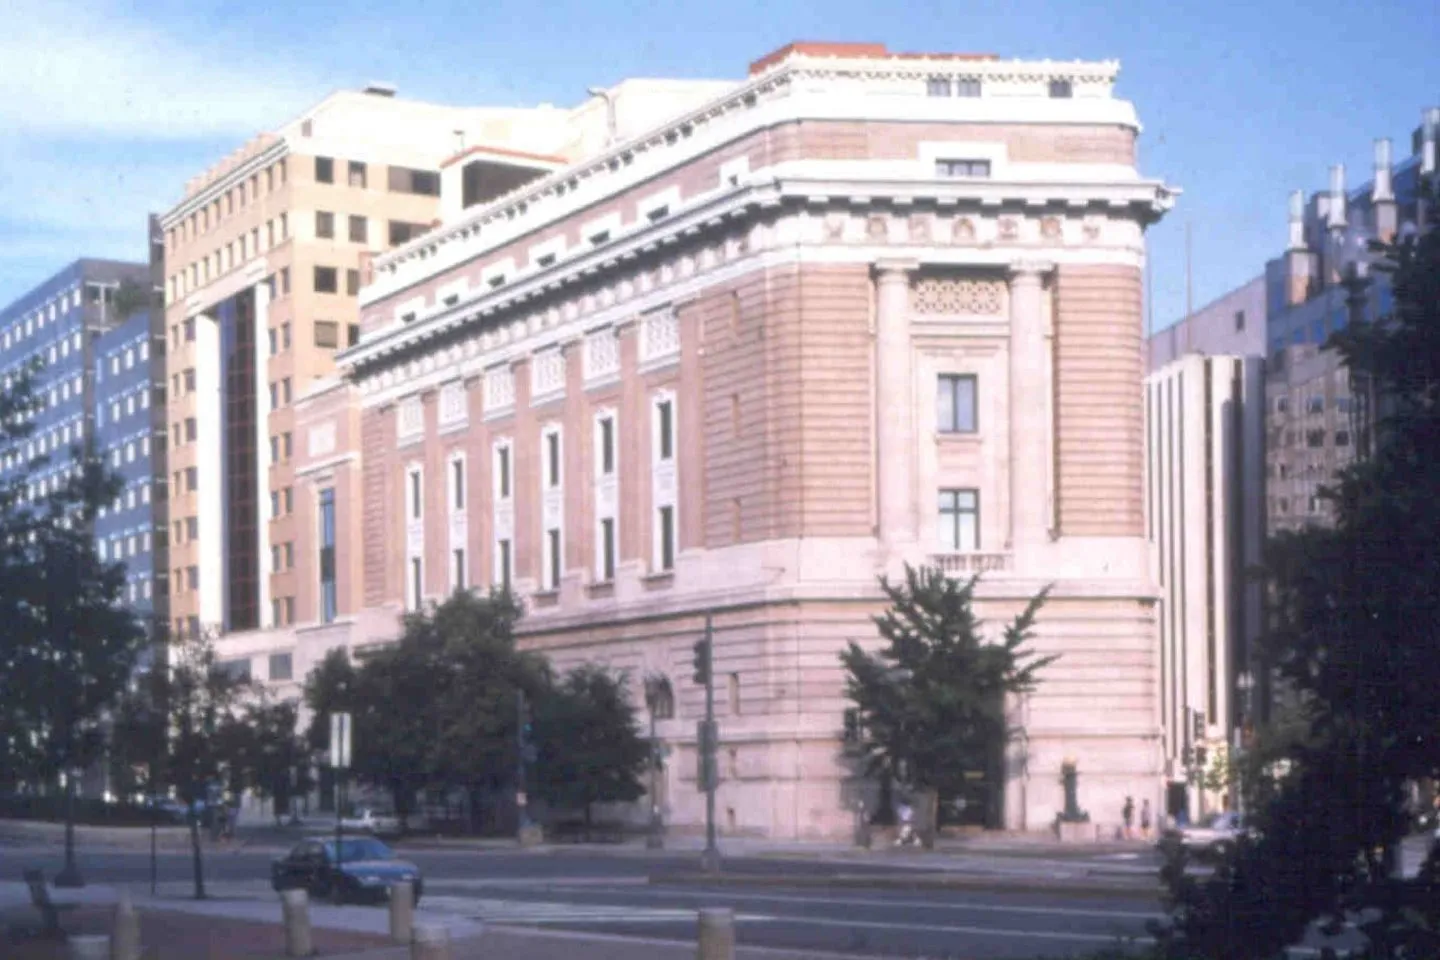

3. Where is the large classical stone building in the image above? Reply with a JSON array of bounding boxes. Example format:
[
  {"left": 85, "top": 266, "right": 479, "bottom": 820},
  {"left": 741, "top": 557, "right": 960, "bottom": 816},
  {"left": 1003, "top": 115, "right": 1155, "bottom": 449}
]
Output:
[{"left": 210, "top": 41, "right": 1176, "bottom": 838}]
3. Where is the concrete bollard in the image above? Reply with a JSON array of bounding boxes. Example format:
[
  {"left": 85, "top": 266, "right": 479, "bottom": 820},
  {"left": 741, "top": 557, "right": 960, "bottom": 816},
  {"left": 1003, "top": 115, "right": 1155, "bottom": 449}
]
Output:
[
  {"left": 389, "top": 880, "right": 415, "bottom": 944},
  {"left": 110, "top": 889, "right": 142, "bottom": 960},
  {"left": 280, "top": 888, "right": 314, "bottom": 958},
  {"left": 68, "top": 935, "right": 111, "bottom": 960},
  {"left": 697, "top": 908, "right": 735, "bottom": 960},
  {"left": 410, "top": 921, "right": 450, "bottom": 960}
]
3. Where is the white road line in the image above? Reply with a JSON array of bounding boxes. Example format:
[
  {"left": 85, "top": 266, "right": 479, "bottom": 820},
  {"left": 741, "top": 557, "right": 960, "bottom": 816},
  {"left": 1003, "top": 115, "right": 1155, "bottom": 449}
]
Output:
[{"left": 625, "top": 887, "right": 1163, "bottom": 921}]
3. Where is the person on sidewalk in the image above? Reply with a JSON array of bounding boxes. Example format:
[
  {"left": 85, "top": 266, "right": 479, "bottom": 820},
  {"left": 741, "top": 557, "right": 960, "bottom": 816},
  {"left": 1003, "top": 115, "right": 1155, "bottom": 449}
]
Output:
[
  {"left": 895, "top": 800, "right": 918, "bottom": 847},
  {"left": 1122, "top": 796, "right": 1135, "bottom": 839},
  {"left": 1140, "top": 798, "right": 1153, "bottom": 840}
]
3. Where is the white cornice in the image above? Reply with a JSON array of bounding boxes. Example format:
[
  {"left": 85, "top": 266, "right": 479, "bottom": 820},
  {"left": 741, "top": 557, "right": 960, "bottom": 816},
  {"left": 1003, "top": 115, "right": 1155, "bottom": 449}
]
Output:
[
  {"left": 161, "top": 140, "right": 289, "bottom": 229},
  {"left": 367, "top": 63, "right": 1143, "bottom": 298},
  {"left": 343, "top": 173, "right": 1169, "bottom": 377}
]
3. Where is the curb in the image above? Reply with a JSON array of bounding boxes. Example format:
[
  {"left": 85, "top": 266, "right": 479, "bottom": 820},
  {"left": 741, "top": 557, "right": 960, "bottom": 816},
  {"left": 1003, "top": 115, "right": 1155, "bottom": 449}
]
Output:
[{"left": 648, "top": 870, "right": 1163, "bottom": 898}]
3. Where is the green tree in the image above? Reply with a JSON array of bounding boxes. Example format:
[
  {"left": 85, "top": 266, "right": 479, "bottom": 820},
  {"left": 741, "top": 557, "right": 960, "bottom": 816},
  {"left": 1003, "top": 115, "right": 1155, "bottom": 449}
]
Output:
[
  {"left": 0, "top": 362, "right": 146, "bottom": 884},
  {"left": 532, "top": 664, "right": 648, "bottom": 834},
  {"left": 158, "top": 630, "right": 251, "bottom": 898},
  {"left": 241, "top": 697, "right": 312, "bottom": 825},
  {"left": 1154, "top": 186, "right": 1440, "bottom": 959},
  {"left": 840, "top": 565, "right": 1053, "bottom": 825}
]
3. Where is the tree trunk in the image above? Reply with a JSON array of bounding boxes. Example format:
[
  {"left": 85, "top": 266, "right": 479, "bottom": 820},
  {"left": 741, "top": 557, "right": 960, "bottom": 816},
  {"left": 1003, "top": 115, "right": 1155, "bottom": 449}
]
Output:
[
  {"left": 54, "top": 774, "right": 83, "bottom": 887},
  {"left": 189, "top": 812, "right": 207, "bottom": 899}
]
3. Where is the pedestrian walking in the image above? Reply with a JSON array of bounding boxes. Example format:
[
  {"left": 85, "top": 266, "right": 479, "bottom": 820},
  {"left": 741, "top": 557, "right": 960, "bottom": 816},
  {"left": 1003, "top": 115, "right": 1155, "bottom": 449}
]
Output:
[
  {"left": 1122, "top": 796, "right": 1135, "bottom": 839},
  {"left": 1140, "top": 798, "right": 1152, "bottom": 839}
]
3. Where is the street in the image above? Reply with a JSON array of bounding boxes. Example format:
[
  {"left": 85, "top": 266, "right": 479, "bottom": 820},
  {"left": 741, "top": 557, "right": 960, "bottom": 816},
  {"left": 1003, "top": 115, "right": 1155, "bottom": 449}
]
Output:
[{"left": 1, "top": 843, "right": 1162, "bottom": 959}]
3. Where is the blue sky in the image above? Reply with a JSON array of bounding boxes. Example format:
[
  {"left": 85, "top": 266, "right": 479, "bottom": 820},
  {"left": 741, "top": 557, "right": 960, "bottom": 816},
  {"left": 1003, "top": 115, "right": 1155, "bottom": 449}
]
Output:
[{"left": 1, "top": 0, "right": 1435, "bottom": 330}]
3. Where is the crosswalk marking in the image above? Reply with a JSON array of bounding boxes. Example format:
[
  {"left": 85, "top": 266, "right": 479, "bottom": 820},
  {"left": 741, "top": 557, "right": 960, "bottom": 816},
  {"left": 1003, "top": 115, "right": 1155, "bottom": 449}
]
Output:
[{"left": 420, "top": 895, "right": 759, "bottom": 926}]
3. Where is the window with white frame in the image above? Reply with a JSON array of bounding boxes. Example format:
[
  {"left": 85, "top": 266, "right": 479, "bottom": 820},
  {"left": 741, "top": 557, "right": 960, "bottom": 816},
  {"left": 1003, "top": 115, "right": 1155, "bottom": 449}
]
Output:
[
  {"left": 449, "top": 454, "right": 466, "bottom": 512},
  {"left": 495, "top": 539, "right": 512, "bottom": 591},
  {"left": 493, "top": 442, "right": 512, "bottom": 500},
  {"left": 650, "top": 393, "right": 678, "bottom": 573},
  {"left": 543, "top": 528, "right": 561, "bottom": 591},
  {"left": 593, "top": 411, "right": 618, "bottom": 582},
  {"left": 937, "top": 489, "right": 979, "bottom": 551},
  {"left": 452, "top": 547, "right": 467, "bottom": 591},
  {"left": 408, "top": 557, "right": 423, "bottom": 610},
  {"left": 407, "top": 466, "right": 423, "bottom": 520},
  {"left": 544, "top": 428, "right": 562, "bottom": 488}
]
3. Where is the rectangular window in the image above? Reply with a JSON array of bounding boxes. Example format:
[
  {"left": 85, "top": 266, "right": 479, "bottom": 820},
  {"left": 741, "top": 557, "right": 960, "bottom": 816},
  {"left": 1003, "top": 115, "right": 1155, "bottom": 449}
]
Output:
[
  {"left": 657, "top": 505, "right": 676, "bottom": 571},
  {"left": 938, "top": 489, "right": 980, "bottom": 551},
  {"left": 599, "top": 517, "right": 616, "bottom": 582},
  {"left": 546, "top": 528, "right": 561, "bottom": 590},
  {"left": 656, "top": 399, "right": 674, "bottom": 460},
  {"left": 314, "top": 321, "right": 339, "bottom": 348},
  {"left": 315, "top": 156, "right": 334, "bottom": 183},
  {"left": 348, "top": 215, "right": 367, "bottom": 243},
  {"left": 937, "top": 374, "right": 978, "bottom": 433},
  {"left": 268, "top": 653, "right": 293, "bottom": 682},
  {"left": 546, "top": 432, "right": 561, "bottom": 487},
  {"left": 1048, "top": 79, "right": 1074, "bottom": 98},
  {"left": 388, "top": 221, "right": 429, "bottom": 246},
  {"left": 316, "top": 211, "right": 335, "bottom": 239},
  {"left": 1234, "top": 310, "right": 1246, "bottom": 331},
  {"left": 598, "top": 416, "right": 615, "bottom": 475},
  {"left": 346, "top": 269, "right": 360, "bottom": 296},
  {"left": 451, "top": 458, "right": 465, "bottom": 510},
  {"left": 955, "top": 78, "right": 981, "bottom": 97},
  {"left": 497, "top": 446, "right": 511, "bottom": 499},
  {"left": 926, "top": 77, "right": 951, "bottom": 97},
  {"left": 348, "top": 161, "right": 367, "bottom": 188},
  {"left": 319, "top": 487, "right": 337, "bottom": 623},
  {"left": 409, "top": 557, "right": 423, "bottom": 610},
  {"left": 935, "top": 159, "right": 991, "bottom": 178},
  {"left": 497, "top": 539, "right": 512, "bottom": 591},
  {"left": 348, "top": 324, "right": 361, "bottom": 347},
  {"left": 387, "top": 166, "right": 441, "bottom": 196},
  {"left": 314, "top": 266, "right": 338, "bottom": 294},
  {"left": 409, "top": 468, "right": 423, "bottom": 519}
]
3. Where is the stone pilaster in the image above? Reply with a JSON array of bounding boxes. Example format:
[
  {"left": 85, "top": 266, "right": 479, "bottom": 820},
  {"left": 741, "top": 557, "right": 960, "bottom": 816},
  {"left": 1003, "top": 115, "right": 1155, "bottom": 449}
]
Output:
[
  {"left": 1007, "top": 261, "right": 1053, "bottom": 558},
  {"left": 873, "top": 260, "right": 918, "bottom": 554}
]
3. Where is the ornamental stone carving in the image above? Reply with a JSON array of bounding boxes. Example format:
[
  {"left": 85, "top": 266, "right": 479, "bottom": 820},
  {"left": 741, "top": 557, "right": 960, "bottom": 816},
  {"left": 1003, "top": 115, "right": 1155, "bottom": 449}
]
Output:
[
  {"left": 1040, "top": 216, "right": 1063, "bottom": 241},
  {"left": 910, "top": 276, "right": 1005, "bottom": 315},
  {"left": 866, "top": 214, "right": 889, "bottom": 240},
  {"left": 824, "top": 214, "right": 847, "bottom": 241},
  {"left": 998, "top": 217, "right": 1020, "bottom": 241},
  {"left": 908, "top": 214, "right": 932, "bottom": 243},
  {"left": 952, "top": 217, "right": 977, "bottom": 243}
]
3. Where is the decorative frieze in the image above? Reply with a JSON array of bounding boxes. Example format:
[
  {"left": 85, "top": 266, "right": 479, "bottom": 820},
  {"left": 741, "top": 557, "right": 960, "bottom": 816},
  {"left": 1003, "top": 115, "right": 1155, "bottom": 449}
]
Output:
[
  {"left": 639, "top": 308, "right": 680, "bottom": 367},
  {"left": 531, "top": 349, "right": 566, "bottom": 405},
  {"left": 438, "top": 380, "right": 467, "bottom": 427},
  {"left": 584, "top": 327, "right": 620, "bottom": 384},
  {"left": 911, "top": 276, "right": 1005, "bottom": 316},
  {"left": 397, "top": 396, "right": 423, "bottom": 445},
  {"left": 483, "top": 366, "right": 515, "bottom": 418}
]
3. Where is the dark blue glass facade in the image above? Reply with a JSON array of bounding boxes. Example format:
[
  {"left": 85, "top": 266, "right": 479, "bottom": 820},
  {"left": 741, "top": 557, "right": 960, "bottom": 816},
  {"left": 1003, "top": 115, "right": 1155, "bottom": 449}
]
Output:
[
  {"left": 0, "top": 258, "right": 158, "bottom": 620},
  {"left": 94, "top": 308, "right": 162, "bottom": 616}
]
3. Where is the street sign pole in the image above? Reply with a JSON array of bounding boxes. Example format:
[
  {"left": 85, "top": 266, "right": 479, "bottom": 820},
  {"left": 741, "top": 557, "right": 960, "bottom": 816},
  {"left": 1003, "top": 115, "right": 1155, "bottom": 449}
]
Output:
[
  {"left": 331, "top": 711, "right": 351, "bottom": 902},
  {"left": 700, "top": 614, "right": 720, "bottom": 873}
]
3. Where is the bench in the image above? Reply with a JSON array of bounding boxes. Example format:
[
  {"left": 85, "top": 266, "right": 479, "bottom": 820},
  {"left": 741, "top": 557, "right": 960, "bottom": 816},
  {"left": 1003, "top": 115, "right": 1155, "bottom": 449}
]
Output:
[{"left": 21, "top": 868, "right": 62, "bottom": 938}]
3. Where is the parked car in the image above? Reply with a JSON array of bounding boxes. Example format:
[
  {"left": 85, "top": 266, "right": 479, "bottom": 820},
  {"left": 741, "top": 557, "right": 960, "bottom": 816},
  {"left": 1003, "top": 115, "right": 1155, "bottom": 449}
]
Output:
[
  {"left": 270, "top": 837, "right": 423, "bottom": 904},
  {"left": 1161, "top": 811, "right": 1251, "bottom": 860},
  {"left": 339, "top": 809, "right": 402, "bottom": 837}
]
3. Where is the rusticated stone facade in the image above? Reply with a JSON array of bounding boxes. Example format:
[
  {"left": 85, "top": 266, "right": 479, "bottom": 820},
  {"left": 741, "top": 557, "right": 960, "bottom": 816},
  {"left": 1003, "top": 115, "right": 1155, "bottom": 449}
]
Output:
[{"left": 220, "top": 41, "right": 1176, "bottom": 840}]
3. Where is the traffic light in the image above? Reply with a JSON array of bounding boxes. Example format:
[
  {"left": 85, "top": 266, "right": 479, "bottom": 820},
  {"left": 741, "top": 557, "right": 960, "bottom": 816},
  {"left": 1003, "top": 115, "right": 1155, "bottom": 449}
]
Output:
[{"left": 692, "top": 638, "right": 712, "bottom": 687}]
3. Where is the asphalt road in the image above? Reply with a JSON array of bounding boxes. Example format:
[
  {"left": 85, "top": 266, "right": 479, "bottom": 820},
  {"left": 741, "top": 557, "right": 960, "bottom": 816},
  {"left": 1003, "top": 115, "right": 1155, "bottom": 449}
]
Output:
[{"left": 2, "top": 845, "right": 1161, "bottom": 958}]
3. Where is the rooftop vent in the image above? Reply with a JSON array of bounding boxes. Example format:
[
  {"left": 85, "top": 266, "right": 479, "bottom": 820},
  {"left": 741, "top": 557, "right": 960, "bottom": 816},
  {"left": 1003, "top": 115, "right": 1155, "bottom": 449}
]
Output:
[{"left": 364, "top": 82, "right": 397, "bottom": 98}]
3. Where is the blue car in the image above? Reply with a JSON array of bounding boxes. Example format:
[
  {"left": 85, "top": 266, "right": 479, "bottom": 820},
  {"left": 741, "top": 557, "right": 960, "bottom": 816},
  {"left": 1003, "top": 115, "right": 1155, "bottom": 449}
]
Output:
[{"left": 270, "top": 837, "right": 423, "bottom": 904}]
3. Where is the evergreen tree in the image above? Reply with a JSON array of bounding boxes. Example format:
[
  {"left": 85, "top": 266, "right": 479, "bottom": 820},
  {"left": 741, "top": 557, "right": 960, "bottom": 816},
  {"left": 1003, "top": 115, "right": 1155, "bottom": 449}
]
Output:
[
  {"left": 532, "top": 664, "right": 648, "bottom": 834},
  {"left": 840, "top": 564, "right": 1053, "bottom": 821},
  {"left": 1154, "top": 185, "right": 1440, "bottom": 959}
]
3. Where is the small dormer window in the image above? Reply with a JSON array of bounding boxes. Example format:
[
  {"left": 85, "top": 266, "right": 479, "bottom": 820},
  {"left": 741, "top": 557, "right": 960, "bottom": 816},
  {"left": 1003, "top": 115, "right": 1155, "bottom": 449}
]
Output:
[
  {"left": 442, "top": 295, "right": 459, "bottom": 307},
  {"left": 589, "top": 230, "right": 610, "bottom": 245},
  {"left": 401, "top": 312, "right": 417, "bottom": 324},
  {"left": 488, "top": 274, "right": 506, "bottom": 289},
  {"left": 537, "top": 253, "right": 556, "bottom": 268},
  {"left": 1048, "top": 79, "right": 1073, "bottom": 99},
  {"left": 936, "top": 159, "right": 991, "bottom": 179},
  {"left": 646, "top": 206, "right": 669, "bottom": 223}
]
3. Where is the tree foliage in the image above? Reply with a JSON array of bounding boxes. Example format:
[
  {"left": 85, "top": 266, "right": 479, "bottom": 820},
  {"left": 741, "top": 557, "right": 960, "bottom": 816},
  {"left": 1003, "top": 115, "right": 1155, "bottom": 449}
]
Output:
[
  {"left": 1154, "top": 185, "right": 1440, "bottom": 959},
  {"left": 532, "top": 664, "right": 648, "bottom": 827},
  {"left": 0, "top": 361, "right": 146, "bottom": 796},
  {"left": 218, "top": 696, "right": 312, "bottom": 824},
  {"left": 840, "top": 565, "right": 1054, "bottom": 806}
]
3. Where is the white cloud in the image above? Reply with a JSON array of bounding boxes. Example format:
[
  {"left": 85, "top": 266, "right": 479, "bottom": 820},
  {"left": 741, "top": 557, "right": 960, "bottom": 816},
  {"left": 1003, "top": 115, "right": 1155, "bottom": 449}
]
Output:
[{"left": 0, "top": 0, "right": 326, "bottom": 140}]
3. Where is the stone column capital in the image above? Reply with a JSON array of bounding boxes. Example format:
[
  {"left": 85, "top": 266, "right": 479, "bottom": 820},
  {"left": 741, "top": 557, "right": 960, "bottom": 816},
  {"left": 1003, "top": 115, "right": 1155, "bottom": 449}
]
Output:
[
  {"left": 1008, "top": 260, "right": 1054, "bottom": 283},
  {"left": 873, "top": 259, "right": 921, "bottom": 284}
]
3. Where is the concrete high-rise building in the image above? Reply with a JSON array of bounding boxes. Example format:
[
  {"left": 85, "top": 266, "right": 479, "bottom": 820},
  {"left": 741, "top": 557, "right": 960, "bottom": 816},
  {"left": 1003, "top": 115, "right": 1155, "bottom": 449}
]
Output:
[
  {"left": 1147, "top": 276, "right": 1266, "bottom": 373},
  {"left": 216, "top": 41, "right": 1178, "bottom": 838},
  {"left": 1144, "top": 353, "right": 1265, "bottom": 823}
]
